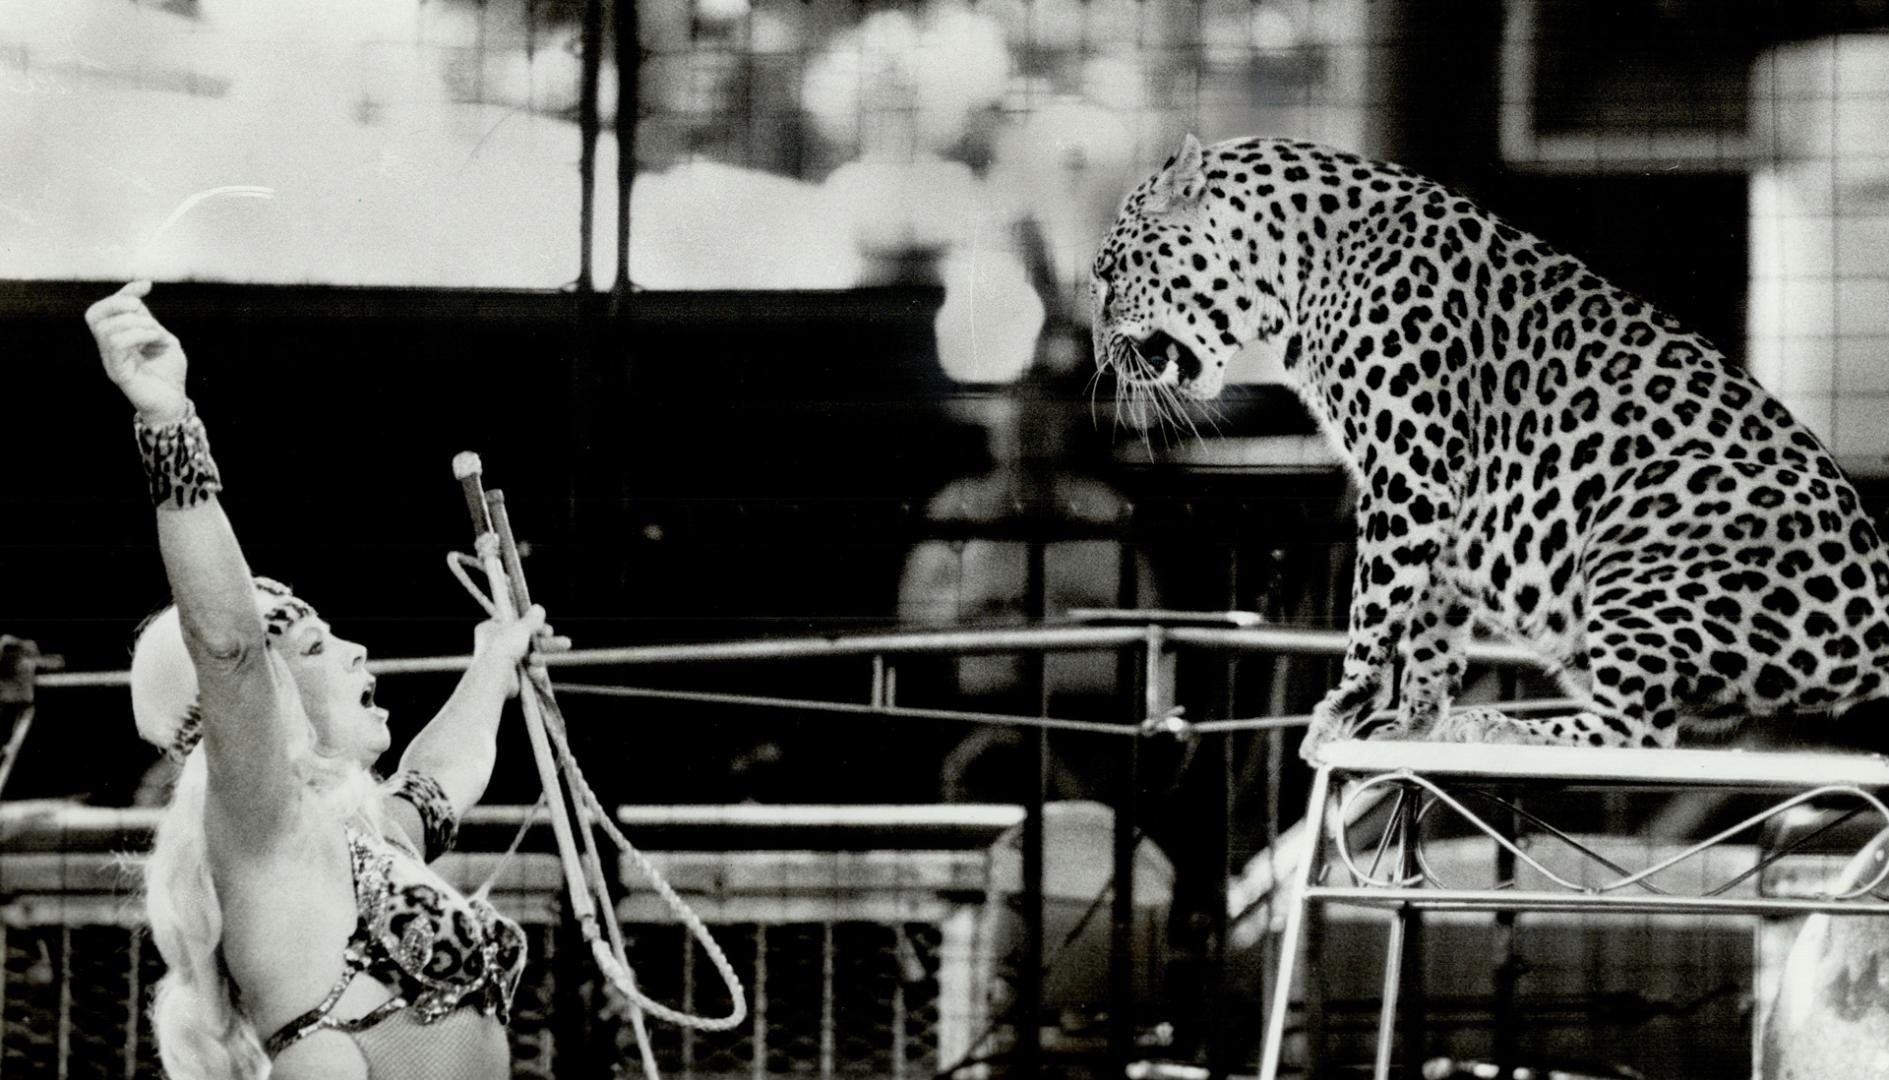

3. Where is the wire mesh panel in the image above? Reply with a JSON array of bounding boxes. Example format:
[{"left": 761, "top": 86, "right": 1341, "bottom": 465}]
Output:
[
  {"left": 0, "top": 925, "right": 165, "bottom": 1080},
  {"left": 2, "top": 829, "right": 994, "bottom": 1080},
  {"left": 601, "top": 922, "right": 962, "bottom": 1078},
  {"left": 606, "top": 845, "right": 987, "bottom": 1080},
  {"left": 0, "top": 916, "right": 561, "bottom": 1080}
]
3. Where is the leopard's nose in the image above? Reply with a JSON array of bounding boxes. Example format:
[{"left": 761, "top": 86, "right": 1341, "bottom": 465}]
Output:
[{"left": 1134, "top": 331, "right": 1202, "bottom": 381}]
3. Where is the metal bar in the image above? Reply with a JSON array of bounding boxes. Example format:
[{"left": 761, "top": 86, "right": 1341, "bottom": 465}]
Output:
[
  {"left": 1706, "top": 805, "right": 1866, "bottom": 898},
  {"left": 1396, "top": 796, "right": 1425, "bottom": 1080},
  {"left": 1020, "top": 641, "right": 1050, "bottom": 1080},
  {"left": 0, "top": 704, "right": 34, "bottom": 800},
  {"left": 576, "top": 626, "right": 1159, "bottom": 664},
  {"left": 1165, "top": 626, "right": 1540, "bottom": 666},
  {"left": 1491, "top": 847, "right": 1520, "bottom": 1074},
  {"left": 611, "top": 0, "right": 638, "bottom": 300},
  {"left": 1363, "top": 790, "right": 1410, "bottom": 884},
  {"left": 554, "top": 683, "right": 1134, "bottom": 736},
  {"left": 820, "top": 922, "right": 836, "bottom": 1080},
  {"left": 0, "top": 802, "right": 1027, "bottom": 841},
  {"left": 1305, "top": 886, "right": 1889, "bottom": 916},
  {"left": 891, "top": 967, "right": 907, "bottom": 1080},
  {"left": 1423, "top": 788, "right": 1668, "bottom": 895},
  {"left": 1191, "top": 698, "right": 1586, "bottom": 736},
  {"left": 752, "top": 925, "right": 767, "bottom": 1080},
  {"left": 56, "top": 925, "right": 71, "bottom": 1080},
  {"left": 1110, "top": 629, "right": 1159, "bottom": 1072},
  {"left": 124, "top": 928, "right": 141, "bottom": 1080},
  {"left": 682, "top": 929, "right": 697, "bottom": 1074},
  {"left": 1017, "top": 539, "right": 1048, "bottom": 1080},
  {"left": 34, "top": 621, "right": 1552, "bottom": 689},
  {"left": 575, "top": 0, "right": 603, "bottom": 290},
  {"left": 1316, "top": 739, "right": 1889, "bottom": 788},
  {"left": 1258, "top": 762, "right": 1334, "bottom": 1080},
  {"left": 1373, "top": 906, "right": 1407, "bottom": 1080},
  {"left": 1349, "top": 771, "right": 1889, "bottom": 899}
]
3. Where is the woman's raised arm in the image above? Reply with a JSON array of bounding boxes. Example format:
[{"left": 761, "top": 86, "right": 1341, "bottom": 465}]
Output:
[{"left": 87, "top": 282, "right": 306, "bottom": 848}]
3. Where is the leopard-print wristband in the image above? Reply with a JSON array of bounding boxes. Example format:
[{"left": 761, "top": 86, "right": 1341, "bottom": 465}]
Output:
[
  {"left": 388, "top": 769, "right": 461, "bottom": 862},
  {"left": 134, "top": 401, "right": 223, "bottom": 509}
]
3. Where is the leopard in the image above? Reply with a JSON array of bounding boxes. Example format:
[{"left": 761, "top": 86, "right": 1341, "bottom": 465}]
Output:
[{"left": 1089, "top": 133, "right": 1889, "bottom": 760}]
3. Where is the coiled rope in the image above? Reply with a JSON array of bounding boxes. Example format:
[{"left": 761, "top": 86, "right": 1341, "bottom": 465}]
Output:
[{"left": 446, "top": 546, "right": 748, "bottom": 1035}]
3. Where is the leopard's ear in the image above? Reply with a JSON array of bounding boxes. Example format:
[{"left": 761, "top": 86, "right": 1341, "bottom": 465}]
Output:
[{"left": 1147, "top": 133, "right": 1207, "bottom": 212}]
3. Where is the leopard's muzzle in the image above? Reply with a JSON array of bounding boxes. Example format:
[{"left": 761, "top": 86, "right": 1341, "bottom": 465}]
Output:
[{"left": 1114, "top": 329, "right": 1203, "bottom": 386}]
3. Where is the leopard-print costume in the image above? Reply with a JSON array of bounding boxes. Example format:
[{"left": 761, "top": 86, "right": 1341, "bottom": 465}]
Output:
[{"left": 134, "top": 400, "right": 222, "bottom": 509}]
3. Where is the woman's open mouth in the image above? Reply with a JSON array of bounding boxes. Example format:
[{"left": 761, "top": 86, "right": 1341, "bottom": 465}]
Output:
[{"left": 360, "top": 677, "right": 378, "bottom": 708}]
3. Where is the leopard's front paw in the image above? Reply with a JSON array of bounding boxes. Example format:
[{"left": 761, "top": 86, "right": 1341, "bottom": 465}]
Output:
[
  {"left": 1299, "top": 701, "right": 1356, "bottom": 763},
  {"left": 1429, "top": 706, "right": 1554, "bottom": 745}
]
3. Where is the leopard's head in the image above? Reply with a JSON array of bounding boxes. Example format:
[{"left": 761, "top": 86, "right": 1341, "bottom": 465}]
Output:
[{"left": 1090, "top": 134, "right": 1286, "bottom": 416}]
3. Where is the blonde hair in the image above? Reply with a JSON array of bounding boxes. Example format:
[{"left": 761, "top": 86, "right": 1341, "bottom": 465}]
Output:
[{"left": 133, "top": 602, "right": 384, "bottom": 1080}]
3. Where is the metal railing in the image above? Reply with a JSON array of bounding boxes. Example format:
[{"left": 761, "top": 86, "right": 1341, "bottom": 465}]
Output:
[{"left": 14, "top": 616, "right": 1550, "bottom": 1079}]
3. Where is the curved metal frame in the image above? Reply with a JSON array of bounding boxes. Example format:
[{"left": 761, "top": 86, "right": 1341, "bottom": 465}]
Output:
[{"left": 1257, "top": 744, "right": 1889, "bottom": 1080}]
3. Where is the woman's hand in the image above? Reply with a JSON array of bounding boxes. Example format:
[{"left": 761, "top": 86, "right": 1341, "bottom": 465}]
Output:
[
  {"left": 84, "top": 281, "right": 188, "bottom": 425},
  {"left": 472, "top": 605, "right": 571, "bottom": 696}
]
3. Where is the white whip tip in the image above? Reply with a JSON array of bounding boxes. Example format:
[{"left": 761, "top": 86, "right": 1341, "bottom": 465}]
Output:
[{"left": 452, "top": 451, "right": 483, "bottom": 480}]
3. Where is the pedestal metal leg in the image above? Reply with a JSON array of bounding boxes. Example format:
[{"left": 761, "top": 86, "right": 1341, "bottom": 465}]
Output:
[
  {"left": 1258, "top": 763, "right": 1334, "bottom": 1080},
  {"left": 1373, "top": 905, "right": 1409, "bottom": 1080}
]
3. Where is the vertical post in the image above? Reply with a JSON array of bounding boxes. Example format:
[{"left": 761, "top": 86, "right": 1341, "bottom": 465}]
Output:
[
  {"left": 1018, "top": 725, "right": 1046, "bottom": 1080},
  {"left": 1491, "top": 797, "right": 1521, "bottom": 1071},
  {"left": 570, "top": 0, "right": 610, "bottom": 546},
  {"left": 55, "top": 925, "right": 71, "bottom": 1080},
  {"left": 575, "top": 0, "right": 603, "bottom": 291},
  {"left": 1, "top": 919, "right": 8, "bottom": 1080},
  {"left": 891, "top": 967, "right": 909, "bottom": 1080},
  {"left": 1111, "top": 629, "right": 1162, "bottom": 1072},
  {"left": 682, "top": 928, "right": 697, "bottom": 1074},
  {"left": 1017, "top": 538, "right": 1048, "bottom": 1080},
  {"left": 820, "top": 922, "right": 836, "bottom": 1080},
  {"left": 1205, "top": 552, "right": 1241, "bottom": 1077},
  {"left": 1372, "top": 906, "right": 1407, "bottom": 1080},
  {"left": 1304, "top": 893, "right": 1329, "bottom": 1078},
  {"left": 1207, "top": 721, "right": 1233, "bottom": 1075},
  {"left": 1396, "top": 792, "right": 1425, "bottom": 1079},
  {"left": 1258, "top": 764, "right": 1333, "bottom": 1080},
  {"left": 1, "top": 919, "right": 7, "bottom": 1080},
  {"left": 752, "top": 925, "right": 769, "bottom": 1080},
  {"left": 611, "top": 0, "right": 640, "bottom": 304},
  {"left": 124, "top": 928, "right": 142, "bottom": 1080}
]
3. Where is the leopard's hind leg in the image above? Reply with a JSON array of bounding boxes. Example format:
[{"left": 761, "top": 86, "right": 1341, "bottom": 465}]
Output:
[{"left": 1429, "top": 552, "right": 1684, "bottom": 749}]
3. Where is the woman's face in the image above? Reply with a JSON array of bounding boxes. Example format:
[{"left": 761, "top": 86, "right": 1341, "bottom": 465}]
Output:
[{"left": 278, "top": 617, "right": 390, "bottom": 766}]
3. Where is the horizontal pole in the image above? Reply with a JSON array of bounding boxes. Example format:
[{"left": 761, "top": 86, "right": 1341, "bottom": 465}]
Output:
[
  {"left": 1307, "top": 885, "right": 1889, "bottom": 918},
  {"left": 1316, "top": 739, "right": 1889, "bottom": 788},
  {"left": 0, "top": 802, "right": 1027, "bottom": 844},
  {"left": 1191, "top": 697, "right": 1587, "bottom": 735},
  {"left": 551, "top": 682, "right": 1136, "bottom": 735},
  {"left": 416, "top": 624, "right": 1157, "bottom": 672},
  {"left": 1165, "top": 626, "right": 1539, "bottom": 666},
  {"left": 35, "top": 620, "right": 1548, "bottom": 689}
]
